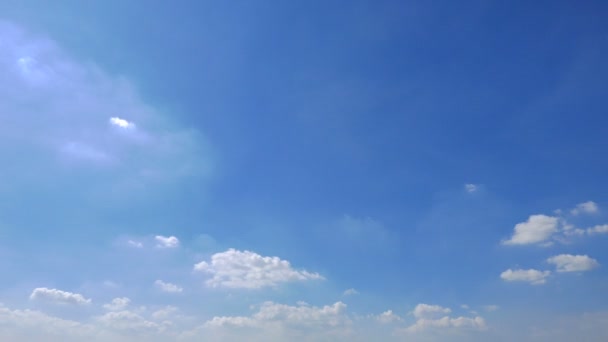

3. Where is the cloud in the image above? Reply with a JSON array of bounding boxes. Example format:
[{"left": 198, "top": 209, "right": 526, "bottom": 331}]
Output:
[
  {"left": 193, "top": 249, "right": 323, "bottom": 289},
  {"left": 503, "top": 215, "right": 559, "bottom": 246},
  {"left": 154, "top": 280, "right": 183, "bottom": 293},
  {"left": 464, "top": 183, "right": 478, "bottom": 193},
  {"left": 500, "top": 268, "right": 551, "bottom": 285},
  {"left": 342, "top": 288, "right": 359, "bottom": 296},
  {"left": 571, "top": 201, "right": 599, "bottom": 215},
  {"left": 402, "top": 304, "right": 485, "bottom": 334},
  {"left": 375, "top": 310, "right": 402, "bottom": 324},
  {"left": 95, "top": 310, "right": 163, "bottom": 334},
  {"left": 109, "top": 117, "right": 135, "bottom": 130},
  {"left": 190, "top": 301, "right": 352, "bottom": 340},
  {"left": 0, "top": 20, "right": 212, "bottom": 207},
  {"left": 547, "top": 254, "right": 600, "bottom": 272},
  {"left": 127, "top": 240, "right": 143, "bottom": 248},
  {"left": 29, "top": 288, "right": 91, "bottom": 305},
  {"left": 413, "top": 304, "right": 452, "bottom": 319},
  {"left": 155, "top": 235, "right": 179, "bottom": 248},
  {"left": 587, "top": 224, "right": 608, "bottom": 235},
  {"left": 103, "top": 298, "right": 131, "bottom": 311}
]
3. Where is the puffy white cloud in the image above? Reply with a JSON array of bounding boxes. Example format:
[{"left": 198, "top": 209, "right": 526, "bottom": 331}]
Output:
[
  {"left": 193, "top": 249, "right": 323, "bottom": 289},
  {"left": 571, "top": 201, "right": 599, "bottom": 215},
  {"left": 155, "top": 235, "right": 179, "bottom": 248},
  {"left": 103, "top": 298, "right": 131, "bottom": 311},
  {"left": 503, "top": 215, "right": 559, "bottom": 245},
  {"left": 413, "top": 304, "right": 452, "bottom": 319},
  {"left": 500, "top": 268, "right": 551, "bottom": 285},
  {"left": 95, "top": 310, "right": 163, "bottom": 334},
  {"left": 154, "top": 280, "right": 183, "bottom": 293},
  {"left": 547, "top": 254, "right": 600, "bottom": 272},
  {"left": 109, "top": 117, "right": 135, "bottom": 130},
  {"left": 401, "top": 304, "right": 485, "bottom": 334},
  {"left": 29, "top": 288, "right": 91, "bottom": 306},
  {"left": 343, "top": 288, "right": 359, "bottom": 296},
  {"left": 375, "top": 310, "right": 402, "bottom": 324},
  {"left": 465, "top": 183, "right": 478, "bottom": 193}
]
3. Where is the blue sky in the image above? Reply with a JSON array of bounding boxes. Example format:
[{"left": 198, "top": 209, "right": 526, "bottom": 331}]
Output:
[{"left": 1, "top": 1, "right": 608, "bottom": 341}]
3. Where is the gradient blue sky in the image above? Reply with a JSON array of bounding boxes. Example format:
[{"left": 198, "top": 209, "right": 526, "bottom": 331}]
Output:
[{"left": 1, "top": 1, "right": 608, "bottom": 341}]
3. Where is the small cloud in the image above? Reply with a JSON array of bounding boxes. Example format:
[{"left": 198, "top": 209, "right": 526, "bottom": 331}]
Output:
[
  {"left": 460, "top": 304, "right": 470, "bottom": 310},
  {"left": 103, "top": 297, "right": 131, "bottom": 311},
  {"left": 109, "top": 117, "right": 135, "bottom": 129},
  {"left": 547, "top": 254, "right": 600, "bottom": 272},
  {"left": 155, "top": 235, "right": 179, "bottom": 248},
  {"left": 128, "top": 240, "right": 143, "bottom": 248},
  {"left": 587, "top": 224, "right": 608, "bottom": 235},
  {"left": 155, "top": 280, "right": 183, "bottom": 293},
  {"left": 464, "top": 183, "right": 478, "bottom": 193},
  {"left": 502, "top": 215, "right": 559, "bottom": 246},
  {"left": 500, "top": 268, "right": 551, "bottom": 285},
  {"left": 571, "top": 201, "right": 598, "bottom": 216},
  {"left": 403, "top": 304, "right": 486, "bottom": 334},
  {"left": 376, "top": 310, "right": 402, "bottom": 324},
  {"left": 413, "top": 304, "right": 451, "bottom": 319},
  {"left": 343, "top": 288, "right": 359, "bottom": 296},
  {"left": 29, "top": 287, "right": 91, "bottom": 305}
]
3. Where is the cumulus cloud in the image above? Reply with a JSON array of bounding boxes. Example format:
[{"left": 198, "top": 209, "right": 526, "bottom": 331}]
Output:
[
  {"left": 127, "top": 240, "right": 143, "bottom": 248},
  {"left": 154, "top": 280, "right": 183, "bottom": 293},
  {"left": 155, "top": 235, "right": 179, "bottom": 248},
  {"left": 95, "top": 310, "right": 163, "bottom": 334},
  {"left": 503, "top": 215, "right": 559, "bottom": 246},
  {"left": 193, "top": 249, "right": 323, "bottom": 289},
  {"left": 571, "top": 201, "right": 599, "bottom": 216},
  {"left": 413, "top": 304, "right": 452, "bottom": 319},
  {"left": 500, "top": 268, "right": 551, "bottom": 285},
  {"left": 29, "top": 288, "right": 91, "bottom": 306},
  {"left": 103, "top": 298, "right": 131, "bottom": 311},
  {"left": 547, "top": 254, "right": 600, "bottom": 272},
  {"left": 402, "top": 304, "right": 485, "bottom": 334},
  {"left": 375, "top": 310, "right": 402, "bottom": 324}
]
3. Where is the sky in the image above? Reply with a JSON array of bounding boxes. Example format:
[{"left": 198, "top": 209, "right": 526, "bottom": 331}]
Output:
[{"left": 0, "top": 1, "right": 608, "bottom": 341}]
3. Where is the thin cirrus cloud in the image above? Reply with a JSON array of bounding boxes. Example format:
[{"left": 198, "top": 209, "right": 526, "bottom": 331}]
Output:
[
  {"left": 0, "top": 20, "right": 211, "bottom": 201},
  {"left": 29, "top": 287, "right": 91, "bottom": 305},
  {"left": 547, "top": 254, "right": 600, "bottom": 273},
  {"left": 500, "top": 268, "right": 551, "bottom": 285},
  {"left": 193, "top": 249, "right": 324, "bottom": 289}
]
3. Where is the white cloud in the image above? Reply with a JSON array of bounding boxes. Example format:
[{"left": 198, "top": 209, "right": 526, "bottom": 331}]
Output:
[
  {"left": 109, "top": 117, "right": 135, "bottom": 130},
  {"left": 193, "top": 249, "right": 323, "bottom": 289},
  {"left": 154, "top": 280, "right": 183, "bottom": 293},
  {"left": 95, "top": 310, "right": 163, "bottom": 334},
  {"left": 103, "top": 298, "right": 131, "bottom": 311},
  {"left": 587, "top": 224, "right": 608, "bottom": 235},
  {"left": 547, "top": 254, "right": 600, "bottom": 272},
  {"left": 29, "top": 288, "right": 91, "bottom": 306},
  {"left": 503, "top": 215, "right": 559, "bottom": 245},
  {"left": 376, "top": 310, "right": 402, "bottom": 324},
  {"left": 402, "top": 304, "right": 486, "bottom": 334},
  {"left": 413, "top": 304, "right": 452, "bottom": 319},
  {"left": 571, "top": 201, "right": 599, "bottom": 215},
  {"left": 500, "top": 268, "right": 551, "bottom": 285},
  {"left": 151, "top": 306, "right": 179, "bottom": 321},
  {"left": 155, "top": 235, "right": 179, "bottom": 248},
  {"left": 343, "top": 288, "right": 359, "bottom": 296},
  {"left": 465, "top": 183, "right": 478, "bottom": 193}
]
